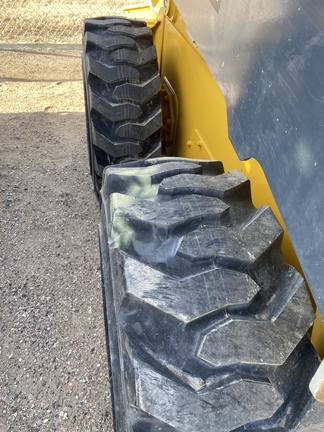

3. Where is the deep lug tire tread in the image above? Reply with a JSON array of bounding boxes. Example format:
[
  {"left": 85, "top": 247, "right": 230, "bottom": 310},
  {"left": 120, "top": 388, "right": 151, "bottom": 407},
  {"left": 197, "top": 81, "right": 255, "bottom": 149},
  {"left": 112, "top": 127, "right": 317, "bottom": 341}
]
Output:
[
  {"left": 99, "top": 158, "right": 324, "bottom": 431},
  {"left": 82, "top": 17, "right": 162, "bottom": 194}
]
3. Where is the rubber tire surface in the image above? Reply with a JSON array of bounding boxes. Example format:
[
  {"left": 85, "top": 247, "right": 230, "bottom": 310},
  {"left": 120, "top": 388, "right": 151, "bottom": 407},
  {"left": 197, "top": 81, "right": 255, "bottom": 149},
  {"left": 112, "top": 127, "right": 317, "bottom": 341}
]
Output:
[
  {"left": 82, "top": 17, "right": 162, "bottom": 194},
  {"left": 99, "top": 158, "right": 324, "bottom": 432}
]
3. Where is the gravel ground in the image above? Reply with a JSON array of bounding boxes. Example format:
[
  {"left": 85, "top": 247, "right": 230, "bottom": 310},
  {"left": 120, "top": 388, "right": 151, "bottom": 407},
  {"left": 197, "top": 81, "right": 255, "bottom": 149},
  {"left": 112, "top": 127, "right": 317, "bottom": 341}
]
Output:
[
  {"left": 0, "top": 2, "right": 139, "bottom": 430},
  {"left": 0, "top": 108, "right": 108, "bottom": 432}
]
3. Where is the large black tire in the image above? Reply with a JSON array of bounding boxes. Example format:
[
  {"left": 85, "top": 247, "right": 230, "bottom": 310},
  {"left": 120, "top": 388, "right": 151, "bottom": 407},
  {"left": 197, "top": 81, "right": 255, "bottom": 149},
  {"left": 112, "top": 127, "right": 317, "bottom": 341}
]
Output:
[
  {"left": 82, "top": 17, "right": 162, "bottom": 194},
  {"left": 99, "top": 158, "right": 324, "bottom": 432}
]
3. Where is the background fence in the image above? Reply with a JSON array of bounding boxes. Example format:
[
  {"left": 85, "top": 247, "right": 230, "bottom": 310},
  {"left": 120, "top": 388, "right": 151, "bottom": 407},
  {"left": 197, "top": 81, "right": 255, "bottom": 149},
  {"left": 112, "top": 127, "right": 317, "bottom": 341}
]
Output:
[{"left": 0, "top": 0, "right": 139, "bottom": 44}]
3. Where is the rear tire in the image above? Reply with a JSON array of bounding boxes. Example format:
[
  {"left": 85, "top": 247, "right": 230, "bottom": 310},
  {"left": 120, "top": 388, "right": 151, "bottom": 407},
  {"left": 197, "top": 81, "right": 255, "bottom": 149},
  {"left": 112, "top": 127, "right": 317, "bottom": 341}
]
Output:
[
  {"left": 99, "top": 158, "right": 324, "bottom": 431},
  {"left": 82, "top": 17, "right": 162, "bottom": 194}
]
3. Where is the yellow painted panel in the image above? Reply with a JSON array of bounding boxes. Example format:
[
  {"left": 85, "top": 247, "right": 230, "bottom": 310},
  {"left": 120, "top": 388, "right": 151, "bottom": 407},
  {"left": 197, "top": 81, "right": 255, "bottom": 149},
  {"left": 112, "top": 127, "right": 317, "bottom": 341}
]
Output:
[
  {"left": 125, "top": 1, "right": 324, "bottom": 353},
  {"left": 154, "top": 7, "right": 324, "bottom": 351}
]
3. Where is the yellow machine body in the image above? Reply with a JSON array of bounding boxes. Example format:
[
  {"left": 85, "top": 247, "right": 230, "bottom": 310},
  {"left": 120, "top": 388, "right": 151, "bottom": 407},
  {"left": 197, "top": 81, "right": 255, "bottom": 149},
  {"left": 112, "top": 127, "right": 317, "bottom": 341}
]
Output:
[{"left": 123, "top": 0, "right": 324, "bottom": 356}]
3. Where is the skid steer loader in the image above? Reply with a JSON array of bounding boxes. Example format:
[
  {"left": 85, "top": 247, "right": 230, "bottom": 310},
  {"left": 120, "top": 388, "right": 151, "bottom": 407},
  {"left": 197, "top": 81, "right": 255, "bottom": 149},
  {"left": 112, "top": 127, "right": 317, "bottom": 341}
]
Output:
[{"left": 82, "top": 1, "right": 324, "bottom": 430}]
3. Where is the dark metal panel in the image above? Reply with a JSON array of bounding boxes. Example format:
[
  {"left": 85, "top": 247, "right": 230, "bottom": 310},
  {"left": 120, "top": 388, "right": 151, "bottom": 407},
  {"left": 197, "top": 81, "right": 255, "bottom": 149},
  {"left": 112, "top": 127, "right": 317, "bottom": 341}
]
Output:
[{"left": 174, "top": 0, "right": 324, "bottom": 318}]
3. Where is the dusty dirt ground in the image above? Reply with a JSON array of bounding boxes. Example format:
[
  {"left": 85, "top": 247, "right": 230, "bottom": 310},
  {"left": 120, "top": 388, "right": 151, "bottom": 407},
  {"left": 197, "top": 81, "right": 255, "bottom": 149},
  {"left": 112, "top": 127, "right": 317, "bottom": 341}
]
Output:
[{"left": 0, "top": 43, "right": 112, "bottom": 432}]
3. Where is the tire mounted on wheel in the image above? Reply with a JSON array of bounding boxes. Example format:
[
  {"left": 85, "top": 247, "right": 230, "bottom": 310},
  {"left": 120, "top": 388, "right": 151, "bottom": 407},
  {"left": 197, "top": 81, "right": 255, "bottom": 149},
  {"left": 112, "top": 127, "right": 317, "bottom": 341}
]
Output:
[
  {"left": 100, "top": 158, "right": 324, "bottom": 432},
  {"left": 82, "top": 17, "right": 162, "bottom": 194}
]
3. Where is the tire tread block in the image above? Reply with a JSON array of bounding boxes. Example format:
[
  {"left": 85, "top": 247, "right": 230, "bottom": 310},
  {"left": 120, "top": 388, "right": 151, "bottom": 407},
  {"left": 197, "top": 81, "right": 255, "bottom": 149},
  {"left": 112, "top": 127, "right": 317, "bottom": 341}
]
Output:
[
  {"left": 107, "top": 24, "right": 152, "bottom": 38},
  {"left": 108, "top": 157, "right": 223, "bottom": 174},
  {"left": 110, "top": 194, "right": 228, "bottom": 261},
  {"left": 103, "top": 161, "right": 202, "bottom": 198},
  {"left": 114, "top": 73, "right": 161, "bottom": 102},
  {"left": 112, "top": 194, "right": 229, "bottom": 230},
  {"left": 159, "top": 169, "right": 250, "bottom": 199},
  {"left": 86, "top": 56, "right": 139, "bottom": 83},
  {"left": 123, "top": 255, "right": 260, "bottom": 323},
  {"left": 135, "top": 359, "right": 283, "bottom": 432},
  {"left": 85, "top": 31, "right": 135, "bottom": 51},
  {"left": 198, "top": 285, "right": 314, "bottom": 367},
  {"left": 90, "top": 92, "right": 142, "bottom": 122},
  {"left": 179, "top": 206, "right": 283, "bottom": 265},
  {"left": 111, "top": 45, "right": 157, "bottom": 65},
  {"left": 232, "top": 336, "right": 324, "bottom": 431},
  {"left": 116, "top": 107, "right": 162, "bottom": 140},
  {"left": 84, "top": 18, "right": 133, "bottom": 32},
  {"left": 92, "top": 126, "right": 141, "bottom": 157}
]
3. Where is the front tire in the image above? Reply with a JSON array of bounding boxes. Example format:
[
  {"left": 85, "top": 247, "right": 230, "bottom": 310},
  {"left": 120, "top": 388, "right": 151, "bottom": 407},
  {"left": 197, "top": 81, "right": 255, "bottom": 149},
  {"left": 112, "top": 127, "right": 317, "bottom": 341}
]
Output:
[{"left": 99, "top": 157, "right": 324, "bottom": 432}]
